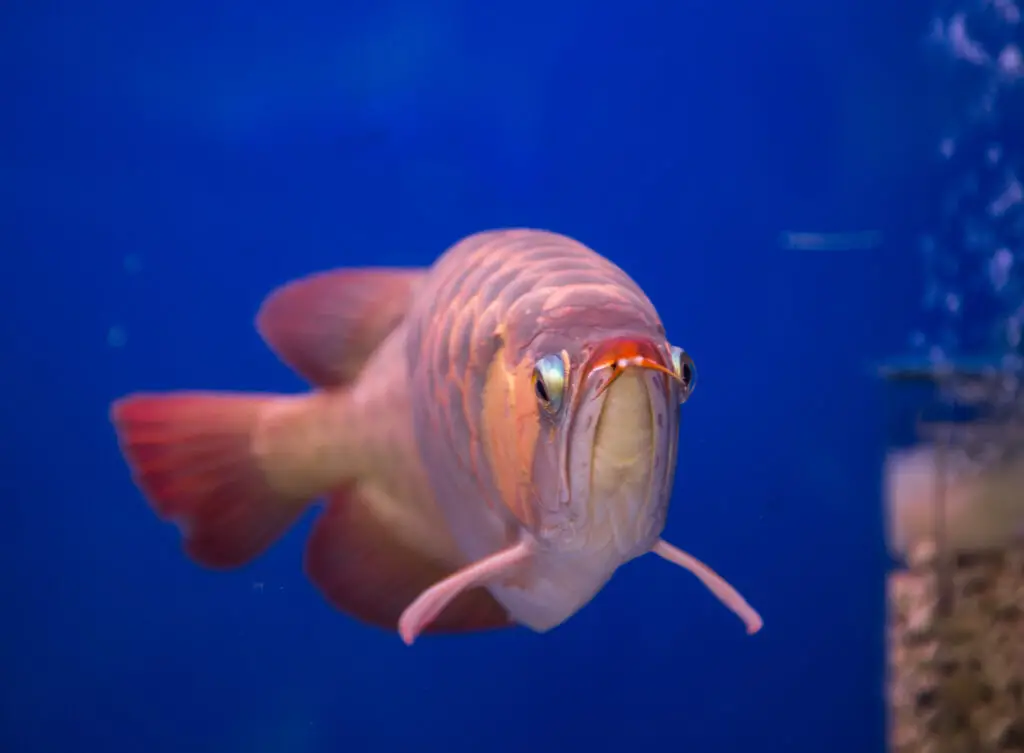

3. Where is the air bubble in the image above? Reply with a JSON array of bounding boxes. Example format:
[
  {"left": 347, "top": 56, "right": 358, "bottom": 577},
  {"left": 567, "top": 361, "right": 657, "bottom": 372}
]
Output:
[
  {"left": 916, "top": 0, "right": 1024, "bottom": 365},
  {"left": 993, "top": 0, "right": 1021, "bottom": 24},
  {"left": 998, "top": 45, "right": 1023, "bottom": 78},
  {"left": 989, "top": 248, "right": 1014, "bottom": 291}
]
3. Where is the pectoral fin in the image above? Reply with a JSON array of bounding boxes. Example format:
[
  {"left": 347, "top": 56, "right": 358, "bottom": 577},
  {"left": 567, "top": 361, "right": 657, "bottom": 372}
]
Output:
[
  {"left": 397, "top": 539, "right": 534, "bottom": 645},
  {"left": 652, "top": 539, "right": 763, "bottom": 635},
  {"left": 304, "top": 487, "right": 514, "bottom": 640}
]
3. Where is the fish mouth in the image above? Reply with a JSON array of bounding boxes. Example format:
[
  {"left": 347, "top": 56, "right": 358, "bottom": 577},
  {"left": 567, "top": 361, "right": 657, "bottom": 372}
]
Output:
[
  {"left": 580, "top": 337, "right": 678, "bottom": 397},
  {"left": 561, "top": 336, "right": 675, "bottom": 558}
]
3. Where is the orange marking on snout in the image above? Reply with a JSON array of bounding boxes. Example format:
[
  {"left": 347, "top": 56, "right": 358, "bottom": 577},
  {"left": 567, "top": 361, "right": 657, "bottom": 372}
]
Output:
[{"left": 585, "top": 338, "right": 679, "bottom": 398}]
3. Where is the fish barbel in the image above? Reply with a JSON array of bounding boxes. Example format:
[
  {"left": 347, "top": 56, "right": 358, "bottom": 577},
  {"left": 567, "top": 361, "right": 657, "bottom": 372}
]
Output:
[{"left": 111, "top": 228, "right": 763, "bottom": 644}]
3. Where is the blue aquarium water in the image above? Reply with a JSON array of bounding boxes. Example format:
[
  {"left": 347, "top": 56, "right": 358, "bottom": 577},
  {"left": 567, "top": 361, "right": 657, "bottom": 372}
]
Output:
[{"left": 2, "top": 0, "right": 980, "bottom": 751}]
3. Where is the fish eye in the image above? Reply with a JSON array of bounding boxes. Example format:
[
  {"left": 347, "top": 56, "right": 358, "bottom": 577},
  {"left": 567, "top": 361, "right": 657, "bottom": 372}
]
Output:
[
  {"left": 670, "top": 345, "right": 697, "bottom": 403},
  {"left": 532, "top": 354, "right": 566, "bottom": 412}
]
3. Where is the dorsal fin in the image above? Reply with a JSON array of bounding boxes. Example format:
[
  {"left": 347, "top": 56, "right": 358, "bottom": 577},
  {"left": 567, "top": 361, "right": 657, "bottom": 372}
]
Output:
[{"left": 256, "top": 268, "right": 426, "bottom": 387}]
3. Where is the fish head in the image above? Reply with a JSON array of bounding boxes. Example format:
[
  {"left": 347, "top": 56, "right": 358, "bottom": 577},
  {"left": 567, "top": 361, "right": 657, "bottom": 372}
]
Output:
[{"left": 490, "top": 302, "right": 697, "bottom": 565}]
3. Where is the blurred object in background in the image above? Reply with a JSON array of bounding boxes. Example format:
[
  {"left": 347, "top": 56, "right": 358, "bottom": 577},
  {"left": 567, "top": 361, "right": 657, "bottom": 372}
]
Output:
[
  {"left": 880, "top": 1, "right": 1024, "bottom": 748},
  {"left": 780, "top": 230, "right": 882, "bottom": 251},
  {"left": 882, "top": 364, "right": 1024, "bottom": 753}
]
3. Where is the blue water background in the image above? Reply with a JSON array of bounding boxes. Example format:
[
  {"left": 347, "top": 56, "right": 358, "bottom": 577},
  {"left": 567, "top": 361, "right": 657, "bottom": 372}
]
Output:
[{"left": 3, "top": 1, "right": 939, "bottom": 751}]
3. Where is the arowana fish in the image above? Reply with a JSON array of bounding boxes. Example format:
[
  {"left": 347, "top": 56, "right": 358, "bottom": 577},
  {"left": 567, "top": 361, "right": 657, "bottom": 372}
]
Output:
[{"left": 111, "top": 228, "right": 763, "bottom": 644}]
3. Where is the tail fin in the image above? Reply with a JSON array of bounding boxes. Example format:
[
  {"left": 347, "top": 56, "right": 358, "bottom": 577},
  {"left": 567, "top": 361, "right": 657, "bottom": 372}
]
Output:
[{"left": 111, "top": 391, "right": 343, "bottom": 569}]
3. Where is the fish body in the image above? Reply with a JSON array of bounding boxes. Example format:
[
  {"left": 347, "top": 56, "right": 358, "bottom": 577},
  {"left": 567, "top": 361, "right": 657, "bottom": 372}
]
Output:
[
  {"left": 112, "top": 229, "right": 762, "bottom": 644},
  {"left": 403, "top": 231, "right": 681, "bottom": 631}
]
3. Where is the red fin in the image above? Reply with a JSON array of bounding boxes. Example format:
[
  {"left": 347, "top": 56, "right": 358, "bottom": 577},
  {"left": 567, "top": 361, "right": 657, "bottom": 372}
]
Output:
[
  {"left": 256, "top": 268, "right": 425, "bottom": 387},
  {"left": 304, "top": 487, "right": 513, "bottom": 636},
  {"left": 111, "top": 392, "right": 312, "bottom": 569},
  {"left": 398, "top": 539, "right": 533, "bottom": 645}
]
